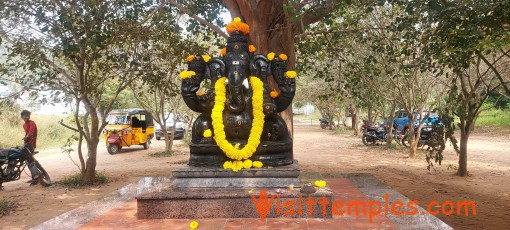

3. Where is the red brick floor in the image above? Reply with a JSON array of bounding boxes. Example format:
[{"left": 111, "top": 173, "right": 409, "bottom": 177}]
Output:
[{"left": 80, "top": 179, "right": 397, "bottom": 229}]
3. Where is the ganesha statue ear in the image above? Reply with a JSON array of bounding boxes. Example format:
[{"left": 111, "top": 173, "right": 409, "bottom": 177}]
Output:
[{"left": 250, "top": 55, "right": 270, "bottom": 78}]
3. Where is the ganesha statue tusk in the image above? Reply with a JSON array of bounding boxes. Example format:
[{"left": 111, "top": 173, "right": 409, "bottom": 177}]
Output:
[{"left": 180, "top": 17, "right": 296, "bottom": 168}]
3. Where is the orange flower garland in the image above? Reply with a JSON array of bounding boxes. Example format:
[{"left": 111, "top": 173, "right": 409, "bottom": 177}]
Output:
[
  {"left": 249, "top": 45, "right": 256, "bottom": 53},
  {"left": 226, "top": 17, "right": 249, "bottom": 35}
]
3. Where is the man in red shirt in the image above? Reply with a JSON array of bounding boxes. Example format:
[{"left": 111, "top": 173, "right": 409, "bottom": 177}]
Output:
[{"left": 20, "top": 110, "right": 40, "bottom": 184}]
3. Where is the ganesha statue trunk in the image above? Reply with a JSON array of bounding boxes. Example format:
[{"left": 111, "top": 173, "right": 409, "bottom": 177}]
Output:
[{"left": 180, "top": 18, "right": 297, "bottom": 169}]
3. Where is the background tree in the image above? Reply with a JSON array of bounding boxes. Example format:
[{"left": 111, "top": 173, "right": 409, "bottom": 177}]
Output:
[
  {"left": 396, "top": 0, "right": 510, "bottom": 176},
  {"left": 0, "top": 0, "right": 180, "bottom": 183}
]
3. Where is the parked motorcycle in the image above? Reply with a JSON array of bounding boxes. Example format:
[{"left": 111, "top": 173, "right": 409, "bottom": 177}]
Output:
[
  {"left": 0, "top": 143, "right": 51, "bottom": 188},
  {"left": 319, "top": 118, "right": 334, "bottom": 129},
  {"left": 402, "top": 123, "right": 444, "bottom": 149},
  {"left": 362, "top": 124, "right": 389, "bottom": 146}
]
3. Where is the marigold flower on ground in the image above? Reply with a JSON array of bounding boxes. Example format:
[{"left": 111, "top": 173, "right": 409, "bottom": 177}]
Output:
[
  {"left": 279, "top": 53, "right": 288, "bottom": 60},
  {"left": 270, "top": 90, "right": 279, "bottom": 99},
  {"left": 249, "top": 45, "right": 256, "bottom": 53},
  {"left": 203, "top": 129, "right": 212, "bottom": 138},
  {"left": 285, "top": 71, "right": 297, "bottom": 79},
  {"left": 314, "top": 180, "right": 327, "bottom": 188},
  {"left": 267, "top": 52, "right": 275, "bottom": 61},
  {"left": 190, "top": 220, "right": 199, "bottom": 229},
  {"left": 253, "top": 161, "right": 263, "bottom": 168}
]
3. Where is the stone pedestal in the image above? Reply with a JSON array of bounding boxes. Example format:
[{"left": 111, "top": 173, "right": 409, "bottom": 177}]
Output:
[
  {"left": 136, "top": 187, "right": 333, "bottom": 219},
  {"left": 135, "top": 161, "right": 334, "bottom": 219},
  {"left": 171, "top": 161, "right": 301, "bottom": 188}
]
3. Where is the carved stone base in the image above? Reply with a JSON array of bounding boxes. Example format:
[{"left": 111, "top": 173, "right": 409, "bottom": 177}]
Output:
[{"left": 172, "top": 161, "right": 301, "bottom": 188}]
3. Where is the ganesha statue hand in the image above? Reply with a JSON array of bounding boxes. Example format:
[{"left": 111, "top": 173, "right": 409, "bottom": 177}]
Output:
[{"left": 180, "top": 18, "right": 296, "bottom": 168}]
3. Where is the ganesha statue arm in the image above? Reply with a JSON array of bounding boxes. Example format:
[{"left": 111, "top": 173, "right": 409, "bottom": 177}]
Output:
[
  {"left": 181, "top": 56, "right": 225, "bottom": 114},
  {"left": 250, "top": 54, "right": 296, "bottom": 113}
]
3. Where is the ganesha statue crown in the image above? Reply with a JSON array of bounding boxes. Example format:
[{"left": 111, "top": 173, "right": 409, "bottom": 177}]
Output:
[{"left": 180, "top": 17, "right": 296, "bottom": 168}]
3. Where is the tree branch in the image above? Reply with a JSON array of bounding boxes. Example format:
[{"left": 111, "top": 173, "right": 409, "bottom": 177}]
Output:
[{"left": 168, "top": 0, "right": 228, "bottom": 39}]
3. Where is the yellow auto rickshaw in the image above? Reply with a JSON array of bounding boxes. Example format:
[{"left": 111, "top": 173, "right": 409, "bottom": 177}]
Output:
[{"left": 103, "top": 109, "right": 155, "bottom": 154}]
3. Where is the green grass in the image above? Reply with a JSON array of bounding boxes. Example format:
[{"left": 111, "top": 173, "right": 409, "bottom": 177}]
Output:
[
  {"left": 334, "top": 128, "right": 353, "bottom": 135},
  {"left": 57, "top": 171, "right": 109, "bottom": 187},
  {"left": 149, "top": 150, "right": 174, "bottom": 157},
  {"left": 0, "top": 199, "right": 16, "bottom": 216},
  {"left": 0, "top": 114, "right": 77, "bottom": 149},
  {"left": 475, "top": 108, "right": 510, "bottom": 127}
]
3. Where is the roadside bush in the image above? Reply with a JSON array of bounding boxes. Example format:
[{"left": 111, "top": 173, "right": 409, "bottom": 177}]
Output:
[{"left": 0, "top": 199, "right": 17, "bottom": 216}]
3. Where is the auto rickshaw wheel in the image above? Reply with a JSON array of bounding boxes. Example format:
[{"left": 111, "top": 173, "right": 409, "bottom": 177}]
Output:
[
  {"left": 143, "top": 140, "right": 150, "bottom": 150},
  {"left": 108, "top": 144, "right": 121, "bottom": 154}
]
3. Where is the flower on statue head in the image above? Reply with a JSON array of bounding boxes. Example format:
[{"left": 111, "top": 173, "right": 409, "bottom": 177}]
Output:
[
  {"left": 189, "top": 220, "right": 199, "bottom": 229},
  {"left": 220, "top": 47, "right": 226, "bottom": 56},
  {"left": 203, "top": 129, "right": 212, "bottom": 138},
  {"left": 202, "top": 55, "right": 211, "bottom": 63},
  {"left": 279, "top": 53, "right": 288, "bottom": 61},
  {"left": 223, "top": 161, "right": 233, "bottom": 170},
  {"left": 314, "top": 180, "right": 327, "bottom": 188},
  {"left": 270, "top": 90, "right": 279, "bottom": 99},
  {"left": 253, "top": 161, "right": 263, "bottom": 168},
  {"left": 186, "top": 55, "right": 195, "bottom": 62},
  {"left": 249, "top": 45, "right": 256, "bottom": 53},
  {"left": 226, "top": 17, "right": 250, "bottom": 35},
  {"left": 285, "top": 71, "right": 297, "bottom": 79},
  {"left": 267, "top": 52, "right": 275, "bottom": 61}
]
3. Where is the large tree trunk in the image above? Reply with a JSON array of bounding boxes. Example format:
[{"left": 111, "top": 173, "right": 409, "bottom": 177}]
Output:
[{"left": 226, "top": 1, "right": 296, "bottom": 137}]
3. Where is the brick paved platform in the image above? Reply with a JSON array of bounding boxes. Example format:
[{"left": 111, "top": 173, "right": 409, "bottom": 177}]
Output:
[{"left": 33, "top": 174, "right": 452, "bottom": 230}]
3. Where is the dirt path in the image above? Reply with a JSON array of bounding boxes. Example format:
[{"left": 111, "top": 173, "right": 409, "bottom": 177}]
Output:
[{"left": 1, "top": 124, "right": 509, "bottom": 229}]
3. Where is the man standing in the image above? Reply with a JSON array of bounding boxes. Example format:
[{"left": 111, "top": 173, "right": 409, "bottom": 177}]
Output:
[{"left": 20, "top": 110, "right": 40, "bottom": 184}]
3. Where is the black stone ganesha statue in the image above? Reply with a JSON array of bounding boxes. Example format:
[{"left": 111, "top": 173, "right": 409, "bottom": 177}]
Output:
[{"left": 180, "top": 17, "right": 296, "bottom": 168}]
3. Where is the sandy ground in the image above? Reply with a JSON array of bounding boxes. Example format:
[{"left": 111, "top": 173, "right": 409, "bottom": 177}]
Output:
[{"left": 1, "top": 123, "right": 509, "bottom": 229}]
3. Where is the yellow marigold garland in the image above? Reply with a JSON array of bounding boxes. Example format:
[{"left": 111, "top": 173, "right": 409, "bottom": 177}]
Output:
[
  {"left": 253, "top": 161, "right": 263, "bottom": 168},
  {"left": 243, "top": 159, "right": 253, "bottom": 169},
  {"left": 285, "top": 71, "right": 297, "bottom": 79},
  {"left": 203, "top": 129, "right": 212, "bottom": 138},
  {"left": 267, "top": 52, "right": 275, "bottom": 61},
  {"left": 180, "top": 71, "right": 196, "bottom": 79},
  {"left": 203, "top": 55, "right": 211, "bottom": 63},
  {"left": 212, "top": 77, "right": 265, "bottom": 161}
]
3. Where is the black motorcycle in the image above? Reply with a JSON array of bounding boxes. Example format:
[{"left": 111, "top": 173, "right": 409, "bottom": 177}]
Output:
[
  {"left": 0, "top": 143, "right": 51, "bottom": 188},
  {"left": 319, "top": 118, "right": 334, "bottom": 129},
  {"left": 402, "top": 123, "right": 444, "bottom": 149},
  {"left": 362, "top": 124, "right": 389, "bottom": 146}
]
